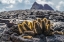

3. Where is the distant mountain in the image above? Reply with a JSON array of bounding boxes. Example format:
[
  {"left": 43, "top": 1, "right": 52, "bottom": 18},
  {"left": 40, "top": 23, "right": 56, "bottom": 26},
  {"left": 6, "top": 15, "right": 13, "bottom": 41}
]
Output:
[
  {"left": 43, "top": 4, "right": 54, "bottom": 10},
  {"left": 31, "top": 2, "right": 44, "bottom": 9},
  {"left": 31, "top": 2, "right": 54, "bottom": 10}
]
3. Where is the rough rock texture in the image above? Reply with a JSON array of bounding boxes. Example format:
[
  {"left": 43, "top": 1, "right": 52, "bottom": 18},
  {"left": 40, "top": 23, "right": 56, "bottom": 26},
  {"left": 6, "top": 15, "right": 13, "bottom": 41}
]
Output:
[
  {"left": 0, "top": 10, "right": 64, "bottom": 42},
  {"left": 46, "top": 35, "right": 64, "bottom": 42}
]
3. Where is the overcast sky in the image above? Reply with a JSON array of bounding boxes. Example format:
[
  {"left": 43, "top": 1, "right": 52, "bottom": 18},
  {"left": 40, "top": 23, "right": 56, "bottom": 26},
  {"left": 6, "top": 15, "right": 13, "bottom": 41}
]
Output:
[{"left": 0, "top": 0, "right": 64, "bottom": 12}]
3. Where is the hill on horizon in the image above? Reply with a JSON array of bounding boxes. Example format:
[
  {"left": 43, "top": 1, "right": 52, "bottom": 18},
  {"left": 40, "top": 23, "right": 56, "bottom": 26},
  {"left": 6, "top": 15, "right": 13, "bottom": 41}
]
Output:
[{"left": 31, "top": 2, "right": 54, "bottom": 10}]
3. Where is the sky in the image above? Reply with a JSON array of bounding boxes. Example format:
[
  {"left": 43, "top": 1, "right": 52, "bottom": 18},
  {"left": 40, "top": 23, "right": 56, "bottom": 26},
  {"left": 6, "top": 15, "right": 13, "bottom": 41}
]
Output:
[{"left": 0, "top": 0, "right": 64, "bottom": 12}]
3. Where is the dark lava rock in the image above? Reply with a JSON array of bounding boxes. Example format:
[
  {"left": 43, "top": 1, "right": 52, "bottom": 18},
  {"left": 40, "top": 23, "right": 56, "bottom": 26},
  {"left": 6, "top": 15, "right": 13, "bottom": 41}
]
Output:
[
  {"left": 46, "top": 35, "right": 64, "bottom": 42},
  {"left": 10, "top": 33, "right": 47, "bottom": 42},
  {"left": 1, "top": 34, "right": 11, "bottom": 41},
  {"left": 11, "top": 33, "right": 33, "bottom": 42},
  {"left": 6, "top": 23, "right": 14, "bottom": 28},
  {"left": 62, "top": 29, "right": 64, "bottom": 32},
  {"left": 54, "top": 28, "right": 63, "bottom": 31}
]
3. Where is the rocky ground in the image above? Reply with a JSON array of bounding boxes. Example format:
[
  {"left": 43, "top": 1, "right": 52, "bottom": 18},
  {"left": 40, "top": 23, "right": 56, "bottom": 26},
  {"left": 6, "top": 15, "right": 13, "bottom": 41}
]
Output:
[{"left": 0, "top": 10, "right": 64, "bottom": 42}]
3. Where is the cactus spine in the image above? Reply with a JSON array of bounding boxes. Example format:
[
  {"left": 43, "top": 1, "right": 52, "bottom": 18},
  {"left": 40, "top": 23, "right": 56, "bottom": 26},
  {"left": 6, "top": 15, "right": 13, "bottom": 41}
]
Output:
[
  {"left": 37, "top": 18, "right": 41, "bottom": 23},
  {"left": 33, "top": 22, "right": 42, "bottom": 35},
  {"left": 18, "top": 24, "right": 24, "bottom": 34},
  {"left": 28, "top": 22, "right": 33, "bottom": 30},
  {"left": 43, "top": 18, "right": 47, "bottom": 23}
]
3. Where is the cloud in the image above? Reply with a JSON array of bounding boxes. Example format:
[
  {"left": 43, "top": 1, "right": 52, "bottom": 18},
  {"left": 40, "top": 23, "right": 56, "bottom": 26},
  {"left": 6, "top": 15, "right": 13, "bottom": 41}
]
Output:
[
  {"left": 36, "top": 0, "right": 54, "bottom": 5},
  {"left": 0, "top": 0, "right": 23, "bottom": 12},
  {"left": 0, "top": 8, "right": 6, "bottom": 12},
  {"left": 0, "top": 0, "right": 22, "bottom": 4},
  {"left": 56, "top": 5, "right": 60, "bottom": 10},
  {"left": 0, "top": 0, "right": 16, "bottom": 4},
  {"left": 24, "top": 0, "right": 31, "bottom": 5},
  {"left": 59, "top": 1, "right": 64, "bottom": 5},
  {"left": 56, "top": 1, "right": 64, "bottom": 10},
  {"left": 18, "top": 0, "right": 23, "bottom": 3},
  {"left": 6, "top": 5, "right": 13, "bottom": 8}
]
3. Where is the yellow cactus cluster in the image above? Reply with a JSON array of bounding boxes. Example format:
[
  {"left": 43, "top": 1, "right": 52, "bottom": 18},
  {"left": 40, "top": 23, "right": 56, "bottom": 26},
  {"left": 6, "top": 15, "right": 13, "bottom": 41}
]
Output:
[{"left": 18, "top": 18, "right": 53, "bottom": 36}]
